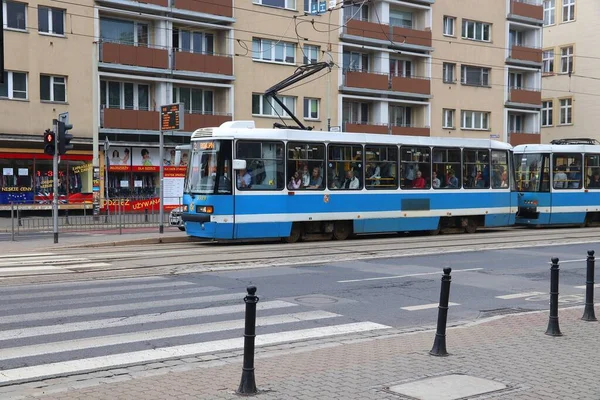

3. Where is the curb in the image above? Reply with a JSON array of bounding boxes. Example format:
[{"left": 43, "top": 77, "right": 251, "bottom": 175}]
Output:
[{"left": 55, "top": 236, "right": 205, "bottom": 249}]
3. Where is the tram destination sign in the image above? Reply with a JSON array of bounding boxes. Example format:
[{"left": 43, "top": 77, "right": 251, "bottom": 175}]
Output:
[{"left": 160, "top": 103, "right": 184, "bottom": 131}]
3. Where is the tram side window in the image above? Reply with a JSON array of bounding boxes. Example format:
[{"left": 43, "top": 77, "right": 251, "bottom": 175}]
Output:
[
  {"left": 491, "top": 150, "right": 510, "bottom": 189},
  {"left": 584, "top": 154, "right": 600, "bottom": 189},
  {"left": 365, "top": 145, "right": 398, "bottom": 189},
  {"left": 287, "top": 142, "right": 325, "bottom": 190},
  {"left": 553, "top": 153, "right": 582, "bottom": 189},
  {"left": 515, "top": 153, "right": 550, "bottom": 192},
  {"left": 400, "top": 146, "right": 431, "bottom": 189},
  {"left": 328, "top": 144, "right": 363, "bottom": 190},
  {"left": 236, "top": 141, "right": 284, "bottom": 190},
  {"left": 463, "top": 149, "right": 490, "bottom": 189},
  {"left": 432, "top": 148, "right": 461, "bottom": 189}
]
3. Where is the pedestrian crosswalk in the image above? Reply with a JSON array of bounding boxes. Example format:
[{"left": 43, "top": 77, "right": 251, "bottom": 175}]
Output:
[
  {"left": 0, "top": 276, "right": 390, "bottom": 386},
  {"left": 0, "top": 253, "right": 112, "bottom": 277}
]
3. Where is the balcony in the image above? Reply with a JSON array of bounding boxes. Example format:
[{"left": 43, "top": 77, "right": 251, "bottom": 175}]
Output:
[
  {"left": 509, "top": 45, "right": 542, "bottom": 64},
  {"left": 171, "top": 0, "right": 233, "bottom": 18},
  {"left": 173, "top": 52, "right": 233, "bottom": 76},
  {"left": 345, "top": 123, "right": 389, "bottom": 135},
  {"left": 183, "top": 113, "right": 232, "bottom": 131},
  {"left": 509, "top": 132, "right": 541, "bottom": 145},
  {"left": 344, "top": 71, "right": 389, "bottom": 91},
  {"left": 102, "top": 109, "right": 160, "bottom": 131},
  {"left": 390, "top": 76, "right": 430, "bottom": 95},
  {"left": 100, "top": 42, "right": 169, "bottom": 70},
  {"left": 508, "top": 88, "right": 542, "bottom": 105},
  {"left": 344, "top": 19, "right": 432, "bottom": 48},
  {"left": 137, "top": 0, "right": 168, "bottom": 6},
  {"left": 510, "top": 0, "right": 543, "bottom": 22},
  {"left": 391, "top": 125, "right": 430, "bottom": 137}
]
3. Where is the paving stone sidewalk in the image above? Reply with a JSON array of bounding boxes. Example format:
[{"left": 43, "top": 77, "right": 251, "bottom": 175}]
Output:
[{"left": 9, "top": 305, "right": 600, "bottom": 400}]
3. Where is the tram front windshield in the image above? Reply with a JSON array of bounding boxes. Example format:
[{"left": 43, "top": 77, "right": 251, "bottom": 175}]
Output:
[
  {"left": 514, "top": 153, "right": 550, "bottom": 192},
  {"left": 186, "top": 140, "right": 232, "bottom": 195}
]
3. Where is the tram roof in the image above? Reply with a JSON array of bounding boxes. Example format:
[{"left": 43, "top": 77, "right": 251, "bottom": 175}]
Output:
[
  {"left": 514, "top": 144, "right": 600, "bottom": 153},
  {"left": 191, "top": 121, "right": 511, "bottom": 150}
]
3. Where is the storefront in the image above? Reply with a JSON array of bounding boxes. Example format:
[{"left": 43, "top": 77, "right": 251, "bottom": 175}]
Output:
[
  {"left": 0, "top": 151, "right": 93, "bottom": 210},
  {"left": 100, "top": 145, "right": 188, "bottom": 212}
]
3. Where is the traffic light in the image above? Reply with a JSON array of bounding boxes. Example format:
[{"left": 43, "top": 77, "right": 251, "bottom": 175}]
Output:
[
  {"left": 57, "top": 120, "right": 73, "bottom": 155},
  {"left": 44, "top": 129, "right": 55, "bottom": 156}
]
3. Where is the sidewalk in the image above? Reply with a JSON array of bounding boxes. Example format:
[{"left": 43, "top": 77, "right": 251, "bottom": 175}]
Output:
[{"left": 14, "top": 306, "right": 600, "bottom": 400}]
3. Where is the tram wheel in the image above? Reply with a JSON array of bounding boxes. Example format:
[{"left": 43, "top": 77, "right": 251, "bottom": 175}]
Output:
[
  {"left": 464, "top": 218, "right": 478, "bottom": 234},
  {"left": 283, "top": 223, "right": 303, "bottom": 243},
  {"left": 332, "top": 221, "right": 352, "bottom": 241}
]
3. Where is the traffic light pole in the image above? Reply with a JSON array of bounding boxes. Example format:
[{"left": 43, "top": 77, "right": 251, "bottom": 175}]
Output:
[
  {"left": 159, "top": 128, "right": 164, "bottom": 234},
  {"left": 52, "top": 120, "right": 59, "bottom": 244}
]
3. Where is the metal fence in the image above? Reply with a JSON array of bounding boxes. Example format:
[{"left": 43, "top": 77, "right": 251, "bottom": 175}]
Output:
[{"left": 5, "top": 197, "right": 183, "bottom": 241}]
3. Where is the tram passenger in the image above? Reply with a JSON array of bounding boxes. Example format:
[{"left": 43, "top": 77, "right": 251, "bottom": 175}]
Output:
[
  {"left": 301, "top": 164, "right": 311, "bottom": 188},
  {"left": 288, "top": 171, "right": 302, "bottom": 190},
  {"left": 307, "top": 167, "right": 323, "bottom": 189},
  {"left": 500, "top": 171, "right": 509, "bottom": 188},
  {"left": 237, "top": 168, "right": 251, "bottom": 188},
  {"left": 432, "top": 171, "right": 441, "bottom": 189},
  {"left": 368, "top": 163, "right": 381, "bottom": 186},
  {"left": 412, "top": 171, "right": 426, "bottom": 189},
  {"left": 447, "top": 170, "right": 459, "bottom": 188},
  {"left": 568, "top": 161, "right": 581, "bottom": 188},
  {"left": 341, "top": 170, "right": 360, "bottom": 189},
  {"left": 588, "top": 172, "right": 600, "bottom": 188},
  {"left": 554, "top": 166, "right": 568, "bottom": 189}
]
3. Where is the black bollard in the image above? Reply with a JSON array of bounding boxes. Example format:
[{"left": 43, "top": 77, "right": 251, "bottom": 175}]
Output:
[
  {"left": 581, "top": 250, "right": 597, "bottom": 322},
  {"left": 145, "top": 208, "right": 149, "bottom": 223},
  {"left": 237, "top": 286, "right": 259, "bottom": 396},
  {"left": 430, "top": 267, "right": 452, "bottom": 357},
  {"left": 545, "top": 257, "right": 563, "bottom": 336},
  {"left": 65, "top": 209, "right": 70, "bottom": 225}
]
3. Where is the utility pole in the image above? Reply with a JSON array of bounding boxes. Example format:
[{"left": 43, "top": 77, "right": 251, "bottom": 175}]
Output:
[
  {"left": 52, "top": 119, "right": 59, "bottom": 244},
  {"left": 0, "top": 7, "right": 4, "bottom": 84}
]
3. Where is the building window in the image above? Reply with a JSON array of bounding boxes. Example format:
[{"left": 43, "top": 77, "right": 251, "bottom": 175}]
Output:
[
  {"left": 3, "top": 1, "right": 26, "bottom": 30},
  {"left": 304, "top": 0, "right": 319, "bottom": 13},
  {"left": 461, "top": 110, "right": 490, "bottom": 130},
  {"left": 443, "top": 63, "right": 455, "bottom": 83},
  {"left": 303, "top": 45, "right": 319, "bottom": 64},
  {"left": 343, "top": 1, "right": 369, "bottom": 21},
  {"left": 560, "top": 46, "right": 573, "bottom": 73},
  {"left": 342, "top": 101, "right": 369, "bottom": 124},
  {"left": 509, "top": 30, "right": 523, "bottom": 47},
  {"left": 542, "top": 100, "right": 553, "bottom": 127},
  {"left": 40, "top": 75, "right": 66, "bottom": 102},
  {"left": 461, "top": 19, "right": 491, "bottom": 42},
  {"left": 390, "top": 59, "right": 412, "bottom": 77},
  {"left": 173, "top": 29, "right": 214, "bottom": 55},
  {"left": 543, "top": 50, "right": 555, "bottom": 74},
  {"left": 253, "top": 0, "right": 296, "bottom": 10},
  {"left": 0, "top": 71, "right": 28, "bottom": 100},
  {"left": 343, "top": 51, "right": 369, "bottom": 72},
  {"left": 303, "top": 98, "right": 319, "bottom": 120},
  {"left": 559, "top": 98, "right": 572, "bottom": 125},
  {"left": 443, "top": 109, "right": 455, "bottom": 129},
  {"left": 38, "top": 6, "right": 64, "bottom": 35},
  {"left": 390, "top": 106, "right": 412, "bottom": 127},
  {"left": 100, "top": 18, "right": 148, "bottom": 46},
  {"left": 252, "top": 94, "right": 296, "bottom": 117},
  {"left": 252, "top": 38, "right": 296, "bottom": 64},
  {"left": 543, "top": 0, "right": 555, "bottom": 25},
  {"left": 461, "top": 66, "right": 490, "bottom": 87},
  {"left": 508, "top": 113, "right": 524, "bottom": 133},
  {"left": 173, "top": 87, "right": 214, "bottom": 115},
  {"left": 508, "top": 72, "right": 523, "bottom": 89},
  {"left": 100, "top": 81, "right": 150, "bottom": 111},
  {"left": 443, "top": 16, "right": 455, "bottom": 36},
  {"left": 562, "top": 0, "right": 575, "bottom": 22},
  {"left": 389, "top": 9, "right": 412, "bottom": 29}
]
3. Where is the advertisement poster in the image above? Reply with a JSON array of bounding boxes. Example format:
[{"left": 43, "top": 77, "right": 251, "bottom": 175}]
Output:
[
  {"left": 163, "top": 147, "right": 189, "bottom": 167},
  {"left": 108, "top": 147, "right": 132, "bottom": 171},
  {"left": 132, "top": 147, "right": 160, "bottom": 169}
]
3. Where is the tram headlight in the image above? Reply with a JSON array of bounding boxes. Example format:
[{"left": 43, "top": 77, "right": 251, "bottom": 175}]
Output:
[{"left": 197, "top": 205, "right": 214, "bottom": 214}]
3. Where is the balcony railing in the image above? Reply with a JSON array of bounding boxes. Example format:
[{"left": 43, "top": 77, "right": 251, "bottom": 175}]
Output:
[
  {"left": 137, "top": 0, "right": 169, "bottom": 6},
  {"left": 508, "top": 87, "right": 542, "bottom": 105},
  {"left": 101, "top": 108, "right": 160, "bottom": 131},
  {"left": 390, "top": 125, "right": 430, "bottom": 136},
  {"left": 171, "top": 0, "right": 233, "bottom": 17},
  {"left": 173, "top": 51, "right": 233, "bottom": 75},
  {"left": 343, "top": 70, "right": 431, "bottom": 95},
  {"left": 344, "top": 18, "right": 432, "bottom": 48},
  {"left": 100, "top": 42, "right": 169, "bottom": 70},
  {"left": 510, "top": 0, "right": 543, "bottom": 21},
  {"left": 509, "top": 132, "right": 541, "bottom": 146},
  {"left": 183, "top": 112, "right": 232, "bottom": 131},
  {"left": 509, "top": 45, "right": 543, "bottom": 64},
  {"left": 343, "top": 121, "right": 430, "bottom": 136}
]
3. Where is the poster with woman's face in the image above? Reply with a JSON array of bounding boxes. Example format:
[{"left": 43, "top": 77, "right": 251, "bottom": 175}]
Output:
[
  {"left": 163, "top": 148, "right": 189, "bottom": 167},
  {"left": 108, "top": 147, "right": 132, "bottom": 166},
  {"left": 132, "top": 148, "right": 159, "bottom": 167}
]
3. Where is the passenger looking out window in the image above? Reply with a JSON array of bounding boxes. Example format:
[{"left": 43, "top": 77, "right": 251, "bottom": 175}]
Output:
[
  {"left": 432, "top": 171, "right": 441, "bottom": 189},
  {"left": 500, "top": 171, "right": 509, "bottom": 188},
  {"left": 589, "top": 171, "right": 600, "bottom": 188},
  {"left": 288, "top": 171, "right": 301, "bottom": 190},
  {"left": 553, "top": 166, "right": 568, "bottom": 189},
  {"left": 288, "top": 142, "right": 325, "bottom": 191},
  {"left": 301, "top": 164, "right": 310, "bottom": 187},
  {"left": 341, "top": 170, "right": 360, "bottom": 189},
  {"left": 447, "top": 170, "right": 459, "bottom": 188},
  {"left": 412, "top": 171, "right": 426, "bottom": 188},
  {"left": 568, "top": 160, "right": 581, "bottom": 188},
  {"left": 237, "top": 168, "right": 251, "bottom": 188},
  {"left": 553, "top": 153, "right": 582, "bottom": 190},
  {"left": 308, "top": 167, "right": 323, "bottom": 189}
]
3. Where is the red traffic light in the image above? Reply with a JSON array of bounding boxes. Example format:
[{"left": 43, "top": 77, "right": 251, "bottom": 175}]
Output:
[{"left": 46, "top": 133, "right": 53, "bottom": 142}]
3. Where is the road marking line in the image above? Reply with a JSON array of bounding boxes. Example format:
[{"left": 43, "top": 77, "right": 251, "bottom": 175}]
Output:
[
  {"left": 0, "top": 266, "right": 64, "bottom": 273},
  {"left": 0, "top": 300, "right": 297, "bottom": 341},
  {"left": 0, "top": 257, "right": 92, "bottom": 267},
  {"left": 574, "top": 283, "right": 600, "bottom": 289},
  {"left": 338, "top": 268, "right": 484, "bottom": 283},
  {"left": 0, "top": 311, "right": 340, "bottom": 362},
  {"left": 496, "top": 292, "right": 545, "bottom": 300},
  {"left": 0, "top": 292, "right": 245, "bottom": 324},
  {"left": 59, "top": 263, "right": 113, "bottom": 269},
  {"left": 0, "top": 322, "right": 389, "bottom": 385},
  {"left": 0, "top": 253, "right": 55, "bottom": 259},
  {"left": 0, "top": 276, "right": 174, "bottom": 293},
  {"left": 548, "top": 259, "right": 586, "bottom": 264},
  {"left": 401, "top": 302, "right": 460, "bottom": 311},
  {"left": 0, "top": 281, "right": 199, "bottom": 300}
]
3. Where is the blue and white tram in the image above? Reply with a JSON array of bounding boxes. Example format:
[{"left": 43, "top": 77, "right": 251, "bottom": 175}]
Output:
[
  {"left": 514, "top": 143, "right": 600, "bottom": 226},
  {"left": 181, "top": 121, "right": 517, "bottom": 241}
]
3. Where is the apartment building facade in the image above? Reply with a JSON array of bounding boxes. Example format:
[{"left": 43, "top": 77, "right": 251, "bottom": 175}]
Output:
[
  {"left": 0, "top": 0, "right": 96, "bottom": 208},
  {"left": 541, "top": 0, "right": 597, "bottom": 143}
]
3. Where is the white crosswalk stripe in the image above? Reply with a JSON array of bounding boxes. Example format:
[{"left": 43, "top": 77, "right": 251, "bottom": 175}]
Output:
[
  {"left": 0, "top": 253, "right": 114, "bottom": 276},
  {"left": 0, "top": 276, "right": 390, "bottom": 386}
]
